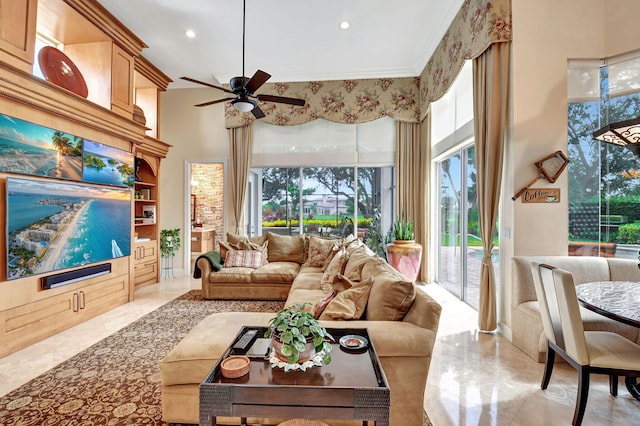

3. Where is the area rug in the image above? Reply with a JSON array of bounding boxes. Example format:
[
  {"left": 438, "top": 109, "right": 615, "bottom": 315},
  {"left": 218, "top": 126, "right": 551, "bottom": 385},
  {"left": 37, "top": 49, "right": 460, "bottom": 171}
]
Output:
[{"left": 0, "top": 290, "right": 433, "bottom": 425}]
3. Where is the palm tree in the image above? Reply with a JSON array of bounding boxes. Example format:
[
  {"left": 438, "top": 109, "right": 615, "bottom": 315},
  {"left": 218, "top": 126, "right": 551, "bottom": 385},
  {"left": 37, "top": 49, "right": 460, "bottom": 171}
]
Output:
[{"left": 51, "top": 131, "right": 72, "bottom": 155}]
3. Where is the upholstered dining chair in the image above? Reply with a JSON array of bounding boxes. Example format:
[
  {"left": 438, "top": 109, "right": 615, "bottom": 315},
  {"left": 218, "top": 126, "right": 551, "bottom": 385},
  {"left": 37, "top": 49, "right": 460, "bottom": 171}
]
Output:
[{"left": 530, "top": 262, "right": 640, "bottom": 426}]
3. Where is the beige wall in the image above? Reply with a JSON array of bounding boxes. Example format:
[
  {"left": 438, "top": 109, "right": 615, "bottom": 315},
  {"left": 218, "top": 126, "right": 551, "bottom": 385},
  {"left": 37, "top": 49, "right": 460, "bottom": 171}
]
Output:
[
  {"left": 503, "top": 0, "right": 640, "bottom": 328},
  {"left": 159, "top": 88, "right": 229, "bottom": 271}
]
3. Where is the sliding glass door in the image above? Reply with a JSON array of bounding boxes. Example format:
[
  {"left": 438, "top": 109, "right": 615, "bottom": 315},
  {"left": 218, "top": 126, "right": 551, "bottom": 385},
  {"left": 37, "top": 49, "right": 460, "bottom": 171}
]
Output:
[{"left": 436, "top": 145, "right": 497, "bottom": 309}]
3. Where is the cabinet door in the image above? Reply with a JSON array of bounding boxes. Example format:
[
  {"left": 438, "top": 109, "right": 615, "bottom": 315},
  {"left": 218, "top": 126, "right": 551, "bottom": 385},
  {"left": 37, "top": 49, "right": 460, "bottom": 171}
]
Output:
[
  {"left": 0, "top": 0, "right": 37, "bottom": 72},
  {"left": 111, "top": 43, "right": 134, "bottom": 116}
]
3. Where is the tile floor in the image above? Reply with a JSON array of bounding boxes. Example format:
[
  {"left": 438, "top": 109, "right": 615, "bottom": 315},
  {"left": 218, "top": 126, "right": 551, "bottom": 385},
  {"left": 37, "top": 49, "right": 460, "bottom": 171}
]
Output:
[{"left": 0, "top": 275, "right": 638, "bottom": 425}]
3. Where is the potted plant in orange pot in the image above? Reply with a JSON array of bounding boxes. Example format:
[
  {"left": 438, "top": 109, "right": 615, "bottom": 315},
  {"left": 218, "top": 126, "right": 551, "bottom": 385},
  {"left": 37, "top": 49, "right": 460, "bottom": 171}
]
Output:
[{"left": 386, "top": 212, "right": 422, "bottom": 282}]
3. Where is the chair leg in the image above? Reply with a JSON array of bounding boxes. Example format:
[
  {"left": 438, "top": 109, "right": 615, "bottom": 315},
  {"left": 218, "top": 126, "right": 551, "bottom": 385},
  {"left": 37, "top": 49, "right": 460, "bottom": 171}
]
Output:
[
  {"left": 573, "top": 367, "right": 590, "bottom": 426},
  {"left": 609, "top": 374, "right": 618, "bottom": 397},
  {"left": 541, "top": 342, "right": 556, "bottom": 390}
]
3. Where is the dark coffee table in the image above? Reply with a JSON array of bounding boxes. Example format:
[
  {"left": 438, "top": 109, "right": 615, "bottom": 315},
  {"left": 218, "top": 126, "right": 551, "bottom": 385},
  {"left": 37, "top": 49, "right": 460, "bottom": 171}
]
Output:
[{"left": 199, "top": 327, "right": 390, "bottom": 426}]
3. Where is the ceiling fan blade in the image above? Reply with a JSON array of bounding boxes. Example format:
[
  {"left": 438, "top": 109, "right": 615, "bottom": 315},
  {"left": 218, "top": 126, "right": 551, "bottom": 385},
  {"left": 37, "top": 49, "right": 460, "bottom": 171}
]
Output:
[
  {"left": 251, "top": 105, "right": 266, "bottom": 119},
  {"left": 244, "top": 70, "right": 271, "bottom": 94},
  {"left": 194, "top": 97, "right": 235, "bottom": 107},
  {"left": 181, "top": 76, "right": 235, "bottom": 94},
  {"left": 257, "top": 94, "right": 306, "bottom": 106}
]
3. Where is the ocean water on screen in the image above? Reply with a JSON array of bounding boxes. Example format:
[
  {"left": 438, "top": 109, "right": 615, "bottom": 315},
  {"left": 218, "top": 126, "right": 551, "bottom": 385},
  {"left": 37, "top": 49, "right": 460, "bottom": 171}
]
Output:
[{"left": 54, "top": 198, "right": 131, "bottom": 269}]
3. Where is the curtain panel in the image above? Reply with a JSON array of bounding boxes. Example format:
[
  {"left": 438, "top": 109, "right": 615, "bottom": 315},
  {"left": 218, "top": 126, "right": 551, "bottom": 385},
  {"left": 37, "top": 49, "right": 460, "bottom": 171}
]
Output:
[
  {"left": 225, "top": 77, "right": 421, "bottom": 128},
  {"left": 395, "top": 121, "right": 428, "bottom": 280},
  {"left": 228, "top": 124, "right": 253, "bottom": 234},
  {"left": 419, "top": 0, "right": 512, "bottom": 120},
  {"left": 473, "top": 42, "right": 510, "bottom": 332}
]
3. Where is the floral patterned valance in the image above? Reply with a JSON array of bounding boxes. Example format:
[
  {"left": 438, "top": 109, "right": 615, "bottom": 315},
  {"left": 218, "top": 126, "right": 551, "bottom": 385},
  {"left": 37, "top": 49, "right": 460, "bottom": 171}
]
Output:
[
  {"left": 419, "top": 0, "right": 512, "bottom": 119},
  {"left": 225, "top": 0, "right": 511, "bottom": 128},
  {"left": 225, "top": 77, "right": 420, "bottom": 128}
]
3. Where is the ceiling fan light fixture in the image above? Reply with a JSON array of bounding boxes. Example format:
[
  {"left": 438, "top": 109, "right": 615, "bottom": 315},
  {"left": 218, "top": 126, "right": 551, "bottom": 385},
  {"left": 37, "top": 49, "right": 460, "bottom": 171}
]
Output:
[{"left": 232, "top": 98, "right": 255, "bottom": 112}]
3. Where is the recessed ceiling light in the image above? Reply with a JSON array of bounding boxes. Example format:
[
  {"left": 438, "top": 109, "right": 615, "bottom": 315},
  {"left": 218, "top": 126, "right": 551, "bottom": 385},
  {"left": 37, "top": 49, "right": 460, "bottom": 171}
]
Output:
[
  {"left": 185, "top": 29, "right": 196, "bottom": 38},
  {"left": 340, "top": 21, "right": 350, "bottom": 30}
]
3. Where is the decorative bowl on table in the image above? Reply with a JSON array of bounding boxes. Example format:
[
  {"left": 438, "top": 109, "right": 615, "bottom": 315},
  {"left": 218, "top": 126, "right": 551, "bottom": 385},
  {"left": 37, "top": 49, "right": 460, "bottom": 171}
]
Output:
[{"left": 220, "top": 355, "right": 250, "bottom": 378}]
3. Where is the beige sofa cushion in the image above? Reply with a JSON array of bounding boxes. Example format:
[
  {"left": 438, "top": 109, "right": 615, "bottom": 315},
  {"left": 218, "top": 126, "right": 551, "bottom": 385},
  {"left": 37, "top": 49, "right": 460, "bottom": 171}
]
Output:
[
  {"left": 208, "top": 267, "right": 254, "bottom": 283},
  {"left": 251, "top": 262, "right": 300, "bottom": 284},
  {"left": 319, "top": 277, "right": 374, "bottom": 320},
  {"left": 343, "top": 247, "right": 374, "bottom": 281},
  {"left": 362, "top": 256, "right": 416, "bottom": 321},
  {"left": 267, "top": 233, "right": 305, "bottom": 263}
]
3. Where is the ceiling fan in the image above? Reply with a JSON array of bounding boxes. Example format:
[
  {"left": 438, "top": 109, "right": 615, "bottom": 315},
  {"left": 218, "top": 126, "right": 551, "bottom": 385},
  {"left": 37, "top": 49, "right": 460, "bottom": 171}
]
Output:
[{"left": 180, "top": 0, "right": 306, "bottom": 119}]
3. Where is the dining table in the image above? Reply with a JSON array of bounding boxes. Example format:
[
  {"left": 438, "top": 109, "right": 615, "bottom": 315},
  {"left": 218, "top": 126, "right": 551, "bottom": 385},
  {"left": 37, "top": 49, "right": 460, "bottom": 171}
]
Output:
[{"left": 576, "top": 281, "right": 640, "bottom": 400}]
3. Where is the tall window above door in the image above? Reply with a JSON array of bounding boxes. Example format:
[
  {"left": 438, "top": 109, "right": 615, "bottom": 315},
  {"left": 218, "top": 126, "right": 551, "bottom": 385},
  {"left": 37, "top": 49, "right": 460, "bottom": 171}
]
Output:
[{"left": 567, "top": 51, "right": 640, "bottom": 258}]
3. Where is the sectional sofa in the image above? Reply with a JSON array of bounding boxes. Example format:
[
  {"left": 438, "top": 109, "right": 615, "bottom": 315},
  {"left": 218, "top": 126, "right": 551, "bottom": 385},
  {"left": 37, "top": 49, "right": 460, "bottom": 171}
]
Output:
[
  {"left": 161, "top": 232, "right": 442, "bottom": 425},
  {"left": 511, "top": 255, "right": 640, "bottom": 362}
]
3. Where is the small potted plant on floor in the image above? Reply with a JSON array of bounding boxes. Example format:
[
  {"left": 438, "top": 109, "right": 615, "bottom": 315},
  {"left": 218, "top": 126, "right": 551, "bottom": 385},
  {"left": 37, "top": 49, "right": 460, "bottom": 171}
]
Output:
[
  {"left": 265, "top": 303, "right": 334, "bottom": 370},
  {"left": 160, "top": 228, "right": 181, "bottom": 258},
  {"left": 386, "top": 212, "right": 422, "bottom": 282}
]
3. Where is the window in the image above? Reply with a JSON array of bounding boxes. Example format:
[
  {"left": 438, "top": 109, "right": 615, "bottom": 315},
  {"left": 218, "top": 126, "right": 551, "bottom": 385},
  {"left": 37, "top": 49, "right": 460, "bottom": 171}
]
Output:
[
  {"left": 567, "top": 52, "right": 640, "bottom": 258},
  {"left": 248, "top": 118, "right": 396, "bottom": 249}
]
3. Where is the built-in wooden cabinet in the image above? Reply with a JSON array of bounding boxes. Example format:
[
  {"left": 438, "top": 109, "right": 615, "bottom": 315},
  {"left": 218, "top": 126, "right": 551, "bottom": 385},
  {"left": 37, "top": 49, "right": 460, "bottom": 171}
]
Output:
[
  {"left": 0, "top": 0, "right": 37, "bottom": 72},
  {"left": 133, "top": 240, "right": 158, "bottom": 288},
  {"left": 0, "top": 0, "right": 171, "bottom": 357},
  {"left": 0, "top": 258, "right": 129, "bottom": 358}
]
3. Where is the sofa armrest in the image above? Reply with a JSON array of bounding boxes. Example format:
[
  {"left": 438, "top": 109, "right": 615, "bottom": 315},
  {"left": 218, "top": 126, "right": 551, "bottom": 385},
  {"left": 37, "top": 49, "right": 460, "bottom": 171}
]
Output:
[
  {"left": 196, "top": 257, "right": 212, "bottom": 281},
  {"left": 401, "top": 289, "right": 441, "bottom": 333}
]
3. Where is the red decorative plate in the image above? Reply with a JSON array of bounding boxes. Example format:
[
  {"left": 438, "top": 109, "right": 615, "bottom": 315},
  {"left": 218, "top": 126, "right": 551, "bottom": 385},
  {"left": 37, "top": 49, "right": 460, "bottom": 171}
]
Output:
[{"left": 38, "top": 46, "right": 89, "bottom": 98}]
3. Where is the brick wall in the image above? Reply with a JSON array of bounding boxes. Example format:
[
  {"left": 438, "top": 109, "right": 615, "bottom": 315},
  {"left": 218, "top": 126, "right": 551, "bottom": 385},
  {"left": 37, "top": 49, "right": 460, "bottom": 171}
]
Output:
[{"left": 191, "top": 163, "right": 224, "bottom": 249}]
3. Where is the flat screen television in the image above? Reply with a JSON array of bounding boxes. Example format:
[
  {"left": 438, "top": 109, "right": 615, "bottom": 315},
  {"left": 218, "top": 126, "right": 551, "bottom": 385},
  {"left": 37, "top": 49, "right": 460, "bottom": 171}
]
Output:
[
  {"left": 6, "top": 177, "right": 131, "bottom": 280},
  {"left": 82, "top": 139, "right": 134, "bottom": 187},
  {"left": 0, "top": 113, "right": 82, "bottom": 180}
]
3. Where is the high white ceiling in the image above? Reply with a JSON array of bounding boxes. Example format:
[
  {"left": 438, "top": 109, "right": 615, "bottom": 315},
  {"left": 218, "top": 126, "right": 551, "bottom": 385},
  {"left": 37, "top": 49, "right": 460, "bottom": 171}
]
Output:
[{"left": 97, "top": 0, "right": 464, "bottom": 89}]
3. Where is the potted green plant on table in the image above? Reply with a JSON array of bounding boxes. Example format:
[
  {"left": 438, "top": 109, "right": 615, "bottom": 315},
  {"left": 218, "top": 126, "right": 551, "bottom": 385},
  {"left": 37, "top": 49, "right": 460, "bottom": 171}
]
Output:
[
  {"left": 265, "top": 303, "right": 334, "bottom": 371},
  {"left": 386, "top": 212, "right": 423, "bottom": 282}
]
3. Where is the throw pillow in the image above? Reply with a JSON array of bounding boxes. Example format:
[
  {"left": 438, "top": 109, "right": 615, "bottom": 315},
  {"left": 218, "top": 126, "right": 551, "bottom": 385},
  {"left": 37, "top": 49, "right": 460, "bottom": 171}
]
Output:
[
  {"left": 266, "top": 232, "right": 305, "bottom": 263},
  {"left": 343, "top": 246, "right": 373, "bottom": 282},
  {"left": 363, "top": 257, "right": 416, "bottom": 321},
  {"left": 333, "top": 273, "right": 355, "bottom": 293},
  {"left": 224, "top": 249, "right": 265, "bottom": 269},
  {"left": 218, "top": 240, "right": 241, "bottom": 261},
  {"left": 320, "top": 248, "right": 349, "bottom": 292},
  {"left": 304, "top": 236, "right": 338, "bottom": 268},
  {"left": 227, "top": 232, "right": 267, "bottom": 246},
  {"left": 319, "top": 277, "right": 374, "bottom": 320},
  {"left": 313, "top": 291, "right": 336, "bottom": 319},
  {"left": 238, "top": 240, "right": 269, "bottom": 264}
]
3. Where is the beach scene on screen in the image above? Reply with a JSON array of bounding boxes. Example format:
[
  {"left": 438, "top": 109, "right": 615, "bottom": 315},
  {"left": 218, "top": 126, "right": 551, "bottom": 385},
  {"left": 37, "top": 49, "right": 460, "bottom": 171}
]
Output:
[
  {"left": 0, "top": 114, "right": 82, "bottom": 180},
  {"left": 6, "top": 178, "right": 131, "bottom": 280}
]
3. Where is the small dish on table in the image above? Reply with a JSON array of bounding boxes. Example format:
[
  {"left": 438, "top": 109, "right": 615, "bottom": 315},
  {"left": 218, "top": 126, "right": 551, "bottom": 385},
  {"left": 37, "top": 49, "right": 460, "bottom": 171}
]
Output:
[
  {"left": 220, "top": 355, "right": 250, "bottom": 378},
  {"left": 339, "top": 335, "right": 368, "bottom": 351}
]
